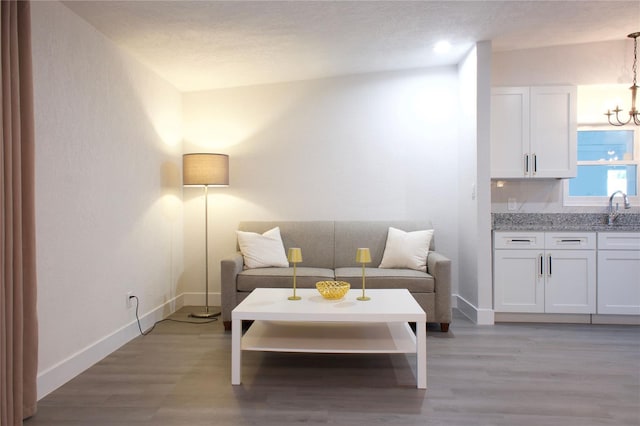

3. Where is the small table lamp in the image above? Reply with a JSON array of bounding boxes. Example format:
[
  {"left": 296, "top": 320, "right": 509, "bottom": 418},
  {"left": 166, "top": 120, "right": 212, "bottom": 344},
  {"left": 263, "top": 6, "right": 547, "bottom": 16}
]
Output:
[
  {"left": 288, "top": 248, "right": 302, "bottom": 300},
  {"left": 356, "top": 248, "right": 371, "bottom": 301}
]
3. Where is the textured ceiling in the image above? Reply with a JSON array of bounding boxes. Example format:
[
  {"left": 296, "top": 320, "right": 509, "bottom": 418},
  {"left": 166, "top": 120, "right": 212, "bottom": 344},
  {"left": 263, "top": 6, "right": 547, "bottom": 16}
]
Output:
[{"left": 62, "top": 1, "right": 640, "bottom": 92}]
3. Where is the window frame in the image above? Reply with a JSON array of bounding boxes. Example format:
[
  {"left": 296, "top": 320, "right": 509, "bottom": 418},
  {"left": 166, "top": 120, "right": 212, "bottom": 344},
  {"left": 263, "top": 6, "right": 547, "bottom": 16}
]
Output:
[{"left": 563, "top": 125, "right": 640, "bottom": 206}]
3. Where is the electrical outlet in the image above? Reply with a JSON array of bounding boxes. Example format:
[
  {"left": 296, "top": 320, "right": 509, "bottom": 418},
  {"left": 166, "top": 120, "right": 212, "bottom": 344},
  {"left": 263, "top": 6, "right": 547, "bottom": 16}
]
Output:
[
  {"left": 508, "top": 198, "right": 517, "bottom": 211},
  {"left": 126, "top": 291, "right": 133, "bottom": 308}
]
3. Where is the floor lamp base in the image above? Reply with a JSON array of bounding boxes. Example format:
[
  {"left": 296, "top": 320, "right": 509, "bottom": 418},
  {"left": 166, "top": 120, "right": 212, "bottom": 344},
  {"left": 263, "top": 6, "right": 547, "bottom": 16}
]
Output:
[{"left": 189, "top": 310, "right": 221, "bottom": 319}]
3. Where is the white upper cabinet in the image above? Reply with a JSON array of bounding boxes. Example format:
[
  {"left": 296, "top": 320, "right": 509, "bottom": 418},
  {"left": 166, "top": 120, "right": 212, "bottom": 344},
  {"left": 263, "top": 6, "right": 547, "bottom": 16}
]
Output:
[
  {"left": 491, "top": 86, "right": 577, "bottom": 179},
  {"left": 530, "top": 87, "right": 577, "bottom": 178},
  {"left": 491, "top": 87, "right": 530, "bottom": 178}
]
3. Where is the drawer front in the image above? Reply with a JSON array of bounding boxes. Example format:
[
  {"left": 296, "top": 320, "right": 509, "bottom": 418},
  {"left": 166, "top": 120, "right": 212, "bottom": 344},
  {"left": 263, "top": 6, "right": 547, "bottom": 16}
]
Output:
[
  {"left": 598, "top": 232, "right": 640, "bottom": 250},
  {"left": 494, "top": 232, "right": 544, "bottom": 250},
  {"left": 545, "top": 233, "right": 596, "bottom": 250}
]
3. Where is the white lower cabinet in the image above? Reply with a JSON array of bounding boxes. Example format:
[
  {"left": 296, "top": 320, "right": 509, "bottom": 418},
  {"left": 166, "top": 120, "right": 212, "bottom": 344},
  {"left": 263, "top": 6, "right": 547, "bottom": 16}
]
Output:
[
  {"left": 597, "top": 233, "right": 640, "bottom": 315},
  {"left": 494, "top": 232, "right": 596, "bottom": 314},
  {"left": 494, "top": 248, "right": 544, "bottom": 312},
  {"left": 544, "top": 248, "right": 596, "bottom": 313}
]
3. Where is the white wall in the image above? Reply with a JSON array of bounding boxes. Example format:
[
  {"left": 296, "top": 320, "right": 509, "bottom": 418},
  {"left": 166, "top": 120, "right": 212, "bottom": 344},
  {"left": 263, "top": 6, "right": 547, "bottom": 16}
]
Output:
[
  {"left": 476, "top": 42, "right": 494, "bottom": 320},
  {"left": 32, "top": 1, "right": 183, "bottom": 398},
  {"left": 457, "top": 48, "right": 479, "bottom": 313},
  {"left": 492, "top": 39, "right": 633, "bottom": 87},
  {"left": 182, "top": 68, "right": 461, "bottom": 301},
  {"left": 492, "top": 39, "right": 639, "bottom": 213},
  {"left": 456, "top": 42, "right": 494, "bottom": 324}
]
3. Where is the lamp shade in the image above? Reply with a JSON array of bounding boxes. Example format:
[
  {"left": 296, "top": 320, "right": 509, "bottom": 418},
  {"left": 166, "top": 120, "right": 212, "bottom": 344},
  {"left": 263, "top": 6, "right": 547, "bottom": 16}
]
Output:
[
  {"left": 356, "top": 248, "right": 371, "bottom": 263},
  {"left": 288, "top": 247, "right": 303, "bottom": 263},
  {"left": 183, "top": 153, "right": 229, "bottom": 186}
]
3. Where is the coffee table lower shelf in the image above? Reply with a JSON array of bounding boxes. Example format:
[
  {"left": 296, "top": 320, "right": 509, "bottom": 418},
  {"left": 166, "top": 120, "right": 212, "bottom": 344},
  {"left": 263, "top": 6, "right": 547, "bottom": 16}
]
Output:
[{"left": 242, "top": 320, "right": 417, "bottom": 353}]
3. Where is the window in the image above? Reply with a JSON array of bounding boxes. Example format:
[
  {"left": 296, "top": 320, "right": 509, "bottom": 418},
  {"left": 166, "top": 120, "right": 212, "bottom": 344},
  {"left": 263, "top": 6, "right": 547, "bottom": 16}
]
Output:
[{"left": 564, "top": 127, "right": 639, "bottom": 206}]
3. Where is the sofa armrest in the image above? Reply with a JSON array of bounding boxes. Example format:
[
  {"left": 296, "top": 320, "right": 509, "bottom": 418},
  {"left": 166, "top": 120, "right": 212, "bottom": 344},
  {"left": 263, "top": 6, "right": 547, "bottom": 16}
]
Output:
[
  {"left": 221, "top": 252, "right": 244, "bottom": 325},
  {"left": 427, "top": 251, "right": 452, "bottom": 324}
]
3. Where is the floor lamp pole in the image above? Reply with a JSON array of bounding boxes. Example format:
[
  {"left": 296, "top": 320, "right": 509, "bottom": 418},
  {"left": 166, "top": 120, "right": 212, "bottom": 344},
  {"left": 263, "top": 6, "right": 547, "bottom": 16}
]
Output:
[{"left": 190, "top": 185, "right": 220, "bottom": 319}]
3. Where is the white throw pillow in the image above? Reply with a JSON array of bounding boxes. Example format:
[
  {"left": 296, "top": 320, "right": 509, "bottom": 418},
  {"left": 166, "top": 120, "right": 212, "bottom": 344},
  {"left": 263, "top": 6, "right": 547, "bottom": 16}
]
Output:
[
  {"left": 379, "top": 227, "right": 434, "bottom": 272},
  {"left": 236, "top": 227, "right": 289, "bottom": 269}
]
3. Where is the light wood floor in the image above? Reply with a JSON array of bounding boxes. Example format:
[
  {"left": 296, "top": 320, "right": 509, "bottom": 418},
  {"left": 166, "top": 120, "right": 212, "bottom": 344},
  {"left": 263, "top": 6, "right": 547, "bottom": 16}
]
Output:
[{"left": 26, "top": 308, "right": 640, "bottom": 426}]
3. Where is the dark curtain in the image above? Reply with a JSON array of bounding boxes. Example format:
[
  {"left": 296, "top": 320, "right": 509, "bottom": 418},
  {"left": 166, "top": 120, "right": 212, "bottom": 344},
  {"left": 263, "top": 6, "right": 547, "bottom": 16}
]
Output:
[{"left": 1, "top": 0, "right": 38, "bottom": 424}]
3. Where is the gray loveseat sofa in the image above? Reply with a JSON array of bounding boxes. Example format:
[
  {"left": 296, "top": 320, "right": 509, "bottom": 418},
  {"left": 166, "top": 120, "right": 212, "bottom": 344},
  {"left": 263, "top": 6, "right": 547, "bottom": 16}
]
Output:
[{"left": 221, "top": 220, "right": 452, "bottom": 332}]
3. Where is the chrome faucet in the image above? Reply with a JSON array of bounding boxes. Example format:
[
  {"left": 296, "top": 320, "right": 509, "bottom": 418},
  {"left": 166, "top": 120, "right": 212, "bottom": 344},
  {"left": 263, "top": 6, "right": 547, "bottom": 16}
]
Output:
[{"left": 608, "top": 190, "right": 631, "bottom": 225}]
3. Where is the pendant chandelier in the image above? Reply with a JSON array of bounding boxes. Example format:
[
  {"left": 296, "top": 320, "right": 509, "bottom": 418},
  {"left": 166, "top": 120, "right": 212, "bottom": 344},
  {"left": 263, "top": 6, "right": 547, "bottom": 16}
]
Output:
[{"left": 605, "top": 32, "right": 640, "bottom": 126}]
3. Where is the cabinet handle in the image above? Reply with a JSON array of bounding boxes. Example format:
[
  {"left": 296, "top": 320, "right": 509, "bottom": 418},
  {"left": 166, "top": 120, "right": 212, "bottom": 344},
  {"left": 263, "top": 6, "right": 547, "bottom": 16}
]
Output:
[
  {"left": 510, "top": 239, "right": 532, "bottom": 243},
  {"left": 524, "top": 154, "right": 529, "bottom": 174},
  {"left": 559, "top": 239, "right": 581, "bottom": 243},
  {"left": 533, "top": 153, "right": 537, "bottom": 174},
  {"left": 548, "top": 254, "right": 552, "bottom": 277},
  {"left": 539, "top": 254, "right": 544, "bottom": 277}
]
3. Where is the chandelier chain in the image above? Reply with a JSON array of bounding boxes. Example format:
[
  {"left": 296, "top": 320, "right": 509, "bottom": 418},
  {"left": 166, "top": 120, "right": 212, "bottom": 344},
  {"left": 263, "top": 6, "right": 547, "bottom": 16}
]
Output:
[
  {"left": 634, "top": 35, "right": 638, "bottom": 87},
  {"left": 605, "top": 31, "right": 640, "bottom": 126}
]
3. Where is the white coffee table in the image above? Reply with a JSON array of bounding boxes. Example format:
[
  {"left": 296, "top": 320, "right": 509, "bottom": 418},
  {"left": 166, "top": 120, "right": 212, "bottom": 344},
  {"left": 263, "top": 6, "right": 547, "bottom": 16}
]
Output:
[{"left": 231, "top": 288, "right": 427, "bottom": 389}]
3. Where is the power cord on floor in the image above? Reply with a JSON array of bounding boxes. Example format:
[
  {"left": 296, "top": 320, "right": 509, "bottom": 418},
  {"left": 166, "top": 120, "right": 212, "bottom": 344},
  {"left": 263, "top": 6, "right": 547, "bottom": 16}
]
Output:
[{"left": 130, "top": 295, "right": 218, "bottom": 336}]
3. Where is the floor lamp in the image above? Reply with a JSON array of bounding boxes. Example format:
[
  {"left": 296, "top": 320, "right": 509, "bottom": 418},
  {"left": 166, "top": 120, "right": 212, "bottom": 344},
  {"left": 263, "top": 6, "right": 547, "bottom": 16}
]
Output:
[{"left": 183, "top": 153, "right": 229, "bottom": 319}]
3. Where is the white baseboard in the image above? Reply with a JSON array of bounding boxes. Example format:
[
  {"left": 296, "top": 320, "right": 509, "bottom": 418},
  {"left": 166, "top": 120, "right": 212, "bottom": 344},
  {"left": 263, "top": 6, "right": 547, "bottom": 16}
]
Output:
[
  {"left": 494, "top": 312, "right": 640, "bottom": 325},
  {"left": 494, "top": 312, "right": 591, "bottom": 324},
  {"left": 37, "top": 294, "right": 184, "bottom": 400},
  {"left": 450, "top": 294, "right": 458, "bottom": 309},
  {"left": 591, "top": 314, "right": 640, "bottom": 325},
  {"left": 454, "top": 294, "right": 494, "bottom": 325}
]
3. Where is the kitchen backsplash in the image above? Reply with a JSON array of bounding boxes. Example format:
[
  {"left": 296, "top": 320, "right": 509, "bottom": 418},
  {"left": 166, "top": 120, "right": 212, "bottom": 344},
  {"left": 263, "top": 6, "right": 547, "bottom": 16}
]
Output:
[{"left": 491, "top": 179, "right": 640, "bottom": 214}]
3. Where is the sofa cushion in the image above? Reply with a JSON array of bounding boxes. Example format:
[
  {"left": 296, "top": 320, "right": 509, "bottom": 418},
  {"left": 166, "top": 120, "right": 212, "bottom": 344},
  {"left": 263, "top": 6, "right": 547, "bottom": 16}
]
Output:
[
  {"left": 379, "top": 227, "right": 434, "bottom": 272},
  {"left": 334, "top": 267, "right": 434, "bottom": 293},
  {"left": 236, "top": 227, "right": 288, "bottom": 269},
  {"left": 334, "top": 221, "right": 434, "bottom": 268},
  {"left": 237, "top": 267, "right": 334, "bottom": 291},
  {"left": 239, "top": 221, "right": 335, "bottom": 269}
]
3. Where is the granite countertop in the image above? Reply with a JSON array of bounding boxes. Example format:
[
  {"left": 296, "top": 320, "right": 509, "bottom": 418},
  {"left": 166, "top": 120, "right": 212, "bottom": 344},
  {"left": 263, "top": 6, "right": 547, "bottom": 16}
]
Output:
[{"left": 492, "top": 213, "right": 640, "bottom": 232}]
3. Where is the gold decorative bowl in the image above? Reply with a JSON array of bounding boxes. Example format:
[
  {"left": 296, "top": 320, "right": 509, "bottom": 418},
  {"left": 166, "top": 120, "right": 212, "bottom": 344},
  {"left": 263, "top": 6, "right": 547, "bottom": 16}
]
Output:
[{"left": 316, "top": 281, "right": 350, "bottom": 300}]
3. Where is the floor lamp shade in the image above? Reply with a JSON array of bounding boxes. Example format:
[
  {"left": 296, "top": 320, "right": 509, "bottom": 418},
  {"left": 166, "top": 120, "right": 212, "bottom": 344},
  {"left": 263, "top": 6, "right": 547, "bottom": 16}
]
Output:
[{"left": 183, "top": 153, "right": 229, "bottom": 187}]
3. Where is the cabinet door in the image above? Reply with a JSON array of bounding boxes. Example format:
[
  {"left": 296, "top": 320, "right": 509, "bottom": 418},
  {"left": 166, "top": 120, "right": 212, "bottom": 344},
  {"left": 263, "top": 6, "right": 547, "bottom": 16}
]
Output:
[
  {"left": 494, "top": 249, "right": 544, "bottom": 312},
  {"left": 545, "top": 250, "right": 596, "bottom": 314},
  {"left": 597, "top": 250, "right": 640, "bottom": 315},
  {"left": 530, "top": 86, "right": 577, "bottom": 178},
  {"left": 490, "top": 87, "right": 530, "bottom": 178}
]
